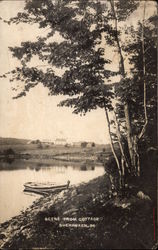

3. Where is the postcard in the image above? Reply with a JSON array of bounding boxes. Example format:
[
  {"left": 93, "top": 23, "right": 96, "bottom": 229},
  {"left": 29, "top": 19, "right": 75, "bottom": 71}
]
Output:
[{"left": 0, "top": 1, "right": 157, "bottom": 249}]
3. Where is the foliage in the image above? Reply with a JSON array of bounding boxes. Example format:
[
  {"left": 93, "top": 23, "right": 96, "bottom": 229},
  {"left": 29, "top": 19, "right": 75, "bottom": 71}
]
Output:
[
  {"left": 81, "top": 142, "right": 88, "bottom": 148},
  {"left": 3, "top": 148, "right": 15, "bottom": 155},
  {"left": 115, "top": 23, "right": 157, "bottom": 147},
  {"left": 4, "top": 0, "right": 117, "bottom": 115}
]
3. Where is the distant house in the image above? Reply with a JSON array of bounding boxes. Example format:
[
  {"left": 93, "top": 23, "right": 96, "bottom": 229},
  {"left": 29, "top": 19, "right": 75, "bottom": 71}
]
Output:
[
  {"left": 87, "top": 142, "right": 95, "bottom": 147},
  {"left": 27, "top": 139, "right": 41, "bottom": 144},
  {"left": 27, "top": 140, "right": 32, "bottom": 145},
  {"left": 42, "top": 139, "right": 53, "bottom": 145},
  {"left": 55, "top": 139, "right": 67, "bottom": 145}
]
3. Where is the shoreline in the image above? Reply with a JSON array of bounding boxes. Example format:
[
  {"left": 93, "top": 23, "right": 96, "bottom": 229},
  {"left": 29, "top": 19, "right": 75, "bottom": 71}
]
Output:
[
  {"left": 0, "top": 143, "right": 111, "bottom": 164},
  {"left": 0, "top": 172, "right": 154, "bottom": 249}
]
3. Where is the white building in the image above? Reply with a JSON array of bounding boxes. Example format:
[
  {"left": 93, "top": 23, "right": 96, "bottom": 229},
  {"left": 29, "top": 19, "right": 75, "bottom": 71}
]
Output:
[
  {"left": 55, "top": 139, "right": 67, "bottom": 145},
  {"left": 42, "top": 139, "right": 53, "bottom": 144}
]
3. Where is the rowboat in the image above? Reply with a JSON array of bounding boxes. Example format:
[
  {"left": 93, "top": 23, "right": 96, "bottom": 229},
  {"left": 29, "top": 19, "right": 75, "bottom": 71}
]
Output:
[{"left": 24, "top": 180, "right": 70, "bottom": 194}]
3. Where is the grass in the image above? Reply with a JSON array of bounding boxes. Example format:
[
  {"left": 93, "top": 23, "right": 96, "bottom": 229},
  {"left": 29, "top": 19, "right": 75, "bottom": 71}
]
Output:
[
  {"left": 0, "top": 143, "right": 111, "bottom": 158},
  {"left": 0, "top": 143, "right": 112, "bottom": 167}
]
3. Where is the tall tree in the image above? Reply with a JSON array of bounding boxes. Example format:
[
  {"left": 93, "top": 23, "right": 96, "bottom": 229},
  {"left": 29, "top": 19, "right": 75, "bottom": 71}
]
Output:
[
  {"left": 119, "top": 2, "right": 157, "bottom": 176},
  {"left": 106, "top": 0, "right": 156, "bottom": 179}
]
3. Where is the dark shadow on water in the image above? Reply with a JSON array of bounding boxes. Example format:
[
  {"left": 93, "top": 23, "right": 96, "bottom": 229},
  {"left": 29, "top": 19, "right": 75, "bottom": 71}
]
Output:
[
  {"left": 80, "top": 165, "right": 95, "bottom": 171},
  {"left": 2, "top": 157, "right": 15, "bottom": 164},
  {"left": 0, "top": 158, "right": 98, "bottom": 173}
]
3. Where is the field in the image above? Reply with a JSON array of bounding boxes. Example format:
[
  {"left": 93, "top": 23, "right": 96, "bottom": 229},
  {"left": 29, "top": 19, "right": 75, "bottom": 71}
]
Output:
[
  {"left": 0, "top": 137, "right": 111, "bottom": 163},
  {"left": 0, "top": 137, "right": 29, "bottom": 145}
]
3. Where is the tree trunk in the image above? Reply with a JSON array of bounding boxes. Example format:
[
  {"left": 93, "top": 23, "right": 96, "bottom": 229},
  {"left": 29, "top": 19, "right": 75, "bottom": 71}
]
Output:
[
  {"left": 138, "top": 1, "right": 148, "bottom": 141},
  {"left": 121, "top": 156, "right": 125, "bottom": 187},
  {"left": 104, "top": 108, "right": 122, "bottom": 188},
  {"left": 133, "top": 135, "right": 140, "bottom": 176},
  {"left": 124, "top": 104, "right": 136, "bottom": 174},
  {"left": 110, "top": 0, "right": 136, "bottom": 175},
  {"left": 113, "top": 110, "right": 131, "bottom": 182}
]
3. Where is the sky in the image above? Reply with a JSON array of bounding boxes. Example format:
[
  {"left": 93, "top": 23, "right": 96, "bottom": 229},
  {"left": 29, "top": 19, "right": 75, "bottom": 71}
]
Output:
[{"left": 0, "top": 0, "right": 156, "bottom": 143}]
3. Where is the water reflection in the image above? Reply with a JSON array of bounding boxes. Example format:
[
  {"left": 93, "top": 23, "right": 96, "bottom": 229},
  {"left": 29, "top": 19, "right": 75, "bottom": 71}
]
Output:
[
  {"left": 0, "top": 160, "right": 104, "bottom": 223},
  {"left": 0, "top": 157, "right": 15, "bottom": 165},
  {"left": 80, "top": 165, "right": 95, "bottom": 171}
]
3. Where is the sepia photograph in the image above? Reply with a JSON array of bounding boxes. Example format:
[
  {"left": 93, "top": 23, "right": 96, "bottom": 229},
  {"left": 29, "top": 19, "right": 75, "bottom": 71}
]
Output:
[{"left": 0, "top": 0, "right": 157, "bottom": 249}]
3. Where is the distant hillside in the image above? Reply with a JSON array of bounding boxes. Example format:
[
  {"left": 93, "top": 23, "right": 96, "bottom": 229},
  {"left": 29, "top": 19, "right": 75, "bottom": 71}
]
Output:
[{"left": 0, "top": 137, "right": 29, "bottom": 145}]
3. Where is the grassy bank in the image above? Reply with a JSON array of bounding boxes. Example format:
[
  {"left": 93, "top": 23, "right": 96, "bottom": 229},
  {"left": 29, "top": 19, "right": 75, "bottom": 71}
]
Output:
[
  {"left": 0, "top": 138, "right": 108, "bottom": 154},
  {"left": 0, "top": 143, "right": 111, "bottom": 167},
  {"left": 0, "top": 170, "right": 155, "bottom": 249}
]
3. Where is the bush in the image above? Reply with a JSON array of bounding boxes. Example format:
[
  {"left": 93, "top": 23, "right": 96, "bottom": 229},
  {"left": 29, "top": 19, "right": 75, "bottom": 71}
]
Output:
[
  {"left": 3, "top": 148, "right": 15, "bottom": 155},
  {"left": 81, "top": 142, "right": 88, "bottom": 148},
  {"left": 37, "top": 143, "right": 43, "bottom": 149},
  {"left": 102, "top": 148, "right": 106, "bottom": 153}
]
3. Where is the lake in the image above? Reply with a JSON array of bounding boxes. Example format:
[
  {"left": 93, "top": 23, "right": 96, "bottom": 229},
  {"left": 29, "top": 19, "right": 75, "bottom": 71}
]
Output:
[{"left": 0, "top": 160, "right": 105, "bottom": 223}]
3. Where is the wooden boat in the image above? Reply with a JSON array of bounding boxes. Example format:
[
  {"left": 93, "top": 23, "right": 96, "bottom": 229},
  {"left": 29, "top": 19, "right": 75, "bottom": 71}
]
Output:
[{"left": 24, "top": 180, "right": 70, "bottom": 193}]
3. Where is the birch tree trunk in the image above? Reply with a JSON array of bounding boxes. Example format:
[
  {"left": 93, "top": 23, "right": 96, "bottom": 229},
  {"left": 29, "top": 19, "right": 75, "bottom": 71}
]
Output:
[
  {"left": 113, "top": 110, "right": 130, "bottom": 178},
  {"left": 104, "top": 107, "right": 122, "bottom": 188},
  {"left": 136, "top": 1, "right": 147, "bottom": 176},
  {"left": 138, "top": 1, "right": 148, "bottom": 141},
  {"left": 110, "top": 0, "right": 136, "bottom": 175}
]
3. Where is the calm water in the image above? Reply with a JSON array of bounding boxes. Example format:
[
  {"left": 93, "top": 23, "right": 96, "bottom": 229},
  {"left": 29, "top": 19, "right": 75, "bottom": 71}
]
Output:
[{"left": 0, "top": 160, "right": 105, "bottom": 223}]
